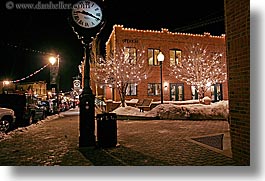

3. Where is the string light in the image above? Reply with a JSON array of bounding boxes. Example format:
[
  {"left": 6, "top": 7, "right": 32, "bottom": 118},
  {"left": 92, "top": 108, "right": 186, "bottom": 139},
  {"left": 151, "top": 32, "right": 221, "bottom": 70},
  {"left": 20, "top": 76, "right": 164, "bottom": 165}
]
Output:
[
  {"left": 1, "top": 42, "right": 57, "bottom": 83},
  {"left": 170, "top": 42, "right": 227, "bottom": 100},
  {"left": 11, "top": 63, "right": 50, "bottom": 83},
  {"left": 91, "top": 47, "right": 151, "bottom": 106}
]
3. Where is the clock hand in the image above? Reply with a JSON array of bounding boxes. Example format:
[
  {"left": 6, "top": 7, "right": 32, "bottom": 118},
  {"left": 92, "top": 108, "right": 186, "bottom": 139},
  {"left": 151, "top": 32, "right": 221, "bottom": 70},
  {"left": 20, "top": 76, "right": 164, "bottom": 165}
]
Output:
[{"left": 76, "top": 10, "right": 100, "bottom": 21}]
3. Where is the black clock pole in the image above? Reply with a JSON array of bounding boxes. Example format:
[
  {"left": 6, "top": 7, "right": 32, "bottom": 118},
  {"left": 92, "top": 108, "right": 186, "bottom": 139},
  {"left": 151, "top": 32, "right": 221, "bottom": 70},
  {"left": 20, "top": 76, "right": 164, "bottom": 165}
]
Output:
[
  {"left": 69, "top": 0, "right": 106, "bottom": 148},
  {"left": 79, "top": 39, "right": 96, "bottom": 147}
]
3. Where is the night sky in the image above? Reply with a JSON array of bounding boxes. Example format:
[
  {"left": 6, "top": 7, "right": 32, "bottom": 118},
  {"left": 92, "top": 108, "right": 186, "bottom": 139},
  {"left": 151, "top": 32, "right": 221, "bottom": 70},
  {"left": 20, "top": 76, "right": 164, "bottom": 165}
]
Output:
[{"left": 0, "top": 0, "right": 225, "bottom": 91}]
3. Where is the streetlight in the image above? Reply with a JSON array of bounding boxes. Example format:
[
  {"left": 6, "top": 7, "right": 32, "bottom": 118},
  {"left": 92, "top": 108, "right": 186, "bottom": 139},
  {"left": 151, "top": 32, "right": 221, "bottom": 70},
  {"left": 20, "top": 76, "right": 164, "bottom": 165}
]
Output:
[
  {"left": 49, "top": 55, "right": 60, "bottom": 113},
  {"left": 157, "top": 51, "right": 164, "bottom": 104},
  {"left": 2, "top": 80, "right": 12, "bottom": 94}
]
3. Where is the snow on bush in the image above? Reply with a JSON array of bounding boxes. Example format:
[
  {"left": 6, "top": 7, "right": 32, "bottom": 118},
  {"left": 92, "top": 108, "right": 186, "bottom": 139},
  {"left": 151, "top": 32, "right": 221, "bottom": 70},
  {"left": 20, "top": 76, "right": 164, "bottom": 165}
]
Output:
[
  {"left": 112, "top": 106, "right": 145, "bottom": 116},
  {"left": 148, "top": 100, "right": 229, "bottom": 119},
  {"left": 112, "top": 100, "right": 229, "bottom": 120},
  {"left": 145, "top": 104, "right": 189, "bottom": 119},
  {"left": 202, "top": 96, "right": 212, "bottom": 102}
]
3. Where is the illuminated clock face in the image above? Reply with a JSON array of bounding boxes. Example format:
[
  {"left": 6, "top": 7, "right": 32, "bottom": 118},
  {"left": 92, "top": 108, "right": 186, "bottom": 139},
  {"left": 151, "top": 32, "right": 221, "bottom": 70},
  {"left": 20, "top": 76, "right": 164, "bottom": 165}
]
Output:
[{"left": 72, "top": 0, "right": 103, "bottom": 29}]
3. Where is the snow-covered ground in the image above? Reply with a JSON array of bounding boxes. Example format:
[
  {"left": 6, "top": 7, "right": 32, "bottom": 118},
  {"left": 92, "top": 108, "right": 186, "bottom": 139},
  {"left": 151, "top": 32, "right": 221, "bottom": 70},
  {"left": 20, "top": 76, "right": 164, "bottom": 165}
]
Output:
[
  {"left": 0, "top": 108, "right": 80, "bottom": 140},
  {"left": 112, "top": 100, "right": 229, "bottom": 120},
  {"left": 0, "top": 114, "right": 63, "bottom": 141},
  {"left": 1, "top": 102, "right": 229, "bottom": 140}
]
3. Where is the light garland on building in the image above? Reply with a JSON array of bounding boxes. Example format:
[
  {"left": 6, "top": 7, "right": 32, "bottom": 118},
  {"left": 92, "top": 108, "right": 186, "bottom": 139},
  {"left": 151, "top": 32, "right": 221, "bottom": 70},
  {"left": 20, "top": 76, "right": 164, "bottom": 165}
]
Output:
[{"left": 106, "top": 25, "right": 226, "bottom": 46}]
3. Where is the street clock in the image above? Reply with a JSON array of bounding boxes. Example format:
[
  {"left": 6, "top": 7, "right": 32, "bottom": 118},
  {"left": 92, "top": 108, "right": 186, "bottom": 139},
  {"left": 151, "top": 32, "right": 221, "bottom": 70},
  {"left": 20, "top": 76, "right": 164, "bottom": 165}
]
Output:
[{"left": 72, "top": 0, "right": 103, "bottom": 29}]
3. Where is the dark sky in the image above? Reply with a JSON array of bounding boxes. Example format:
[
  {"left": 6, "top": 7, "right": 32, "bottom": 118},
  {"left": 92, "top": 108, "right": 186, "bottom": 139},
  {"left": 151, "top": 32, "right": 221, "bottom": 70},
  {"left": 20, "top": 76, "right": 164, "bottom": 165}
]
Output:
[{"left": 0, "top": 0, "right": 225, "bottom": 91}]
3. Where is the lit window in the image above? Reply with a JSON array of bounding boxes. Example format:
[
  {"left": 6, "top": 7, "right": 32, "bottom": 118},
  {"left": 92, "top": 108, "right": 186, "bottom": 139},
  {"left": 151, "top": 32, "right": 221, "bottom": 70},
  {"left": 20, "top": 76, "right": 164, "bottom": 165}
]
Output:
[
  {"left": 148, "top": 49, "right": 160, "bottom": 65},
  {"left": 124, "top": 47, "right": 137, "bottom": 64},
  {"left": 191, "top": 86, "right": 198, "bottom": 100},
  {"left": 148, "top": 83, "right": 161, "bottom": 96},
  {"left": 170, "top": 49, "right": 182, "bottom": 66},
  {"left": 126, "top": 84, "right": 137, "bottom": 96}
]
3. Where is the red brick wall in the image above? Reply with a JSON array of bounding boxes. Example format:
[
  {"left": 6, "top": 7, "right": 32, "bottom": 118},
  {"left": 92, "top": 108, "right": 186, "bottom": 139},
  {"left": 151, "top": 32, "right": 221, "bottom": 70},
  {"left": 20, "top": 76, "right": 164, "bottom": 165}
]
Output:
[
  {"left": 225, "top": 0, "right": 250, "bottom": 165},
  {"left": 103, "top": 25, "right": 228, "bottom": 102}
]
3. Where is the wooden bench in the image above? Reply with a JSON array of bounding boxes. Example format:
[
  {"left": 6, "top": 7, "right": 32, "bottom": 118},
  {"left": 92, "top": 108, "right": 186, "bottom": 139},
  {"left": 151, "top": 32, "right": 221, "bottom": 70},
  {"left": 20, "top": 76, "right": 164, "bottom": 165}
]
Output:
[{"left": 137, "top": 99, "right": 153, "bottom": 112}]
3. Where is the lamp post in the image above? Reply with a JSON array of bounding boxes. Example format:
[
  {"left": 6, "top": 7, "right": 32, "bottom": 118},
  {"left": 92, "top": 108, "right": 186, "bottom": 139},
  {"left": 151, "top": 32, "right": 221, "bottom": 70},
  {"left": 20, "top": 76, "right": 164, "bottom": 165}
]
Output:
[
  {"left": 49, "top": 55, "right": 60, "bottom": 112},
  {"left": 2, "top": 80, "right": 11, "bottom": 94},
  {"left": 157, "top": 51, "right": 164, "bottom": 104},
  {"left": 78, "top": 41, "right": 96, "bottom": 147}
]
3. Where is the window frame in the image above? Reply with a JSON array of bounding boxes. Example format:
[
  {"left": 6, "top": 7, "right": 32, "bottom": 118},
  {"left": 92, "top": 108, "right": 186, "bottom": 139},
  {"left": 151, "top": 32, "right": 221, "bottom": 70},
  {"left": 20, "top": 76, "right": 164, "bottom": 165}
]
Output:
[
  {"left": 126, "top": 83, "right": 137, "bottom": 96},
  {"left": 170, "top": 49, "right": 182, "bottom": 66},
  {"left": 148, "top": 48, "right": 161, "bottom": 66},
  {"left": 124, "top": 47, "right": 137, "bottom": 64},
  {"left": 148, "top": 83, "right": 161, "bottom": 96}
]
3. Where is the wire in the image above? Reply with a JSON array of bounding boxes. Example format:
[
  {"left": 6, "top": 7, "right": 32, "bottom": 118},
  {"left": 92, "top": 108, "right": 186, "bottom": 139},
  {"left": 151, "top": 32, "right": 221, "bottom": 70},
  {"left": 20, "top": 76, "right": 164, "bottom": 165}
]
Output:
[
  {"left": 172, "top": 16, "right": 224, "bottom": 32},
  {"left": 1, "top": 42, "right": 56, "bottom": 56}
]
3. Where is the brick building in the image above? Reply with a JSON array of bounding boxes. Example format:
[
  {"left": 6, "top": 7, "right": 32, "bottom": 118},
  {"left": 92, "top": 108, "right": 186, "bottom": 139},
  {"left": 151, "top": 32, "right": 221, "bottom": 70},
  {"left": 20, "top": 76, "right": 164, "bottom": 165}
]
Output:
[
  {"left": 1, "top": 81, "right": 47, "bottom": 100},
  {"left": 225, "top": 0, "right": 250, "bottom": 165},
  {"left": 93, "top": 25, "right": 228, "bottom": 103}
]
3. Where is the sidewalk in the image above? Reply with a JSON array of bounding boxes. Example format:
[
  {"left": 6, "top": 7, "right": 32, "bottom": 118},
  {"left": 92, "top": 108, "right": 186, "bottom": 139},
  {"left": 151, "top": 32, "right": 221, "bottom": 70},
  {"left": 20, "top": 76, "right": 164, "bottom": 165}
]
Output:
[{"left": 0, "top": 108, "right": 240, "bottom": 166}]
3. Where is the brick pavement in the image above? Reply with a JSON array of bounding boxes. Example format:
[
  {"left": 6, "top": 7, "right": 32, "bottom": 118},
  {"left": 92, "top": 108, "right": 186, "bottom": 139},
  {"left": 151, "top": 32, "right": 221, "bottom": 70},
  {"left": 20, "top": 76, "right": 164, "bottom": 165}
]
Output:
[{"left": 0, "top": 110, "right": 240, "bottom": 166}]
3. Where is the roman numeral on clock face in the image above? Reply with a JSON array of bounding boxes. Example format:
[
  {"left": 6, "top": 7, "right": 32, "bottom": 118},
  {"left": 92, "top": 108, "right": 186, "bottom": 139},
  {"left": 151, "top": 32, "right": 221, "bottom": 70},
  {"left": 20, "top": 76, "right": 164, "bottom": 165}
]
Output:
[
  {"left": 84, "top": 22, "right": 89, "bottom": 27},
  {"left": 73, "top": 15, "right": 79, "bottom": 21},
  {"left": 78, "top": 19, "right": 84, "bottom": 26}
]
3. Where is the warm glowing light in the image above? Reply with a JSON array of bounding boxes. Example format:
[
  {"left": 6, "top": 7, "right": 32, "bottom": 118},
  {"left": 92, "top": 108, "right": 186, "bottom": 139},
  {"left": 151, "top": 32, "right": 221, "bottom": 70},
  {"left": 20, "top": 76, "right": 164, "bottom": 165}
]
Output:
[
  {"left": 157, "top": 52, "right": 164, "bottom": 62},
  {"left": 206, "top": 82, "right": 211, "bottom": 87},
  {"left": 3, "top": 80, "right": 11, "bottom": 85},
  {"left": 164, "top": 82, "right": 169, "bottom": 88},
  {"left": 49, "top": 57, "right": 57, "bottom": 65},
  {"left": 170, "top": 42, "right": 227, "bottom": 100}
]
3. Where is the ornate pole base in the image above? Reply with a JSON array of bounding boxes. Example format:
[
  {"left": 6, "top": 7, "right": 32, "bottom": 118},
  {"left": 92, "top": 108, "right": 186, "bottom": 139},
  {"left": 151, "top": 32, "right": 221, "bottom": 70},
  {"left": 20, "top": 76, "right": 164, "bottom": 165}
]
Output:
[{"left": 79, "top": 92, "right": 96, "bottom": 147}]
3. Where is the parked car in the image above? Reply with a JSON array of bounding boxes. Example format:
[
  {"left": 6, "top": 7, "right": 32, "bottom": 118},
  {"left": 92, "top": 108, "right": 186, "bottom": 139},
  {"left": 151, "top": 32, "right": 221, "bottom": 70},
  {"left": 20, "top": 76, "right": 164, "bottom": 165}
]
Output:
[
  {"left": 30, "top": 104, "right": 46, "bottom": 121},
  {"left": 0, "top": 107, "right": 16, "bottom": 133},
  {"left": 0, "top": 93, "right": 45, "bottom": 126},
  {"left": 38, "top": 100, "right": 51, "bottom": 117},
  {"left": 59, "top": 101, "right": 70, "bottom": 112}
]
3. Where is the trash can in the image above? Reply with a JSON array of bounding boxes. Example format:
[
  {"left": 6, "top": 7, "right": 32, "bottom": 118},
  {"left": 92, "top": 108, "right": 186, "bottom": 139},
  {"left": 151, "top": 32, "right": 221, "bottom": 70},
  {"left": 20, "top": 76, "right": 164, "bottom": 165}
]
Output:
[{"left": 96, "top": 113, "right": 117, "bottom": 148}]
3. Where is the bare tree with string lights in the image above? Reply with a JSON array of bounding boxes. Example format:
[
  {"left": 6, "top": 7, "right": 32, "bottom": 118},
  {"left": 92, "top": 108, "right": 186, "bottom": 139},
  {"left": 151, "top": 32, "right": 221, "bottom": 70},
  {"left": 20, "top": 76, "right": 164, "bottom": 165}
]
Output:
[
  {"left": 170, "top": 42, "right": 227, "bottom": 102},
  {"left": 91, "top": 47, "right": 150, "bottom": 107}
]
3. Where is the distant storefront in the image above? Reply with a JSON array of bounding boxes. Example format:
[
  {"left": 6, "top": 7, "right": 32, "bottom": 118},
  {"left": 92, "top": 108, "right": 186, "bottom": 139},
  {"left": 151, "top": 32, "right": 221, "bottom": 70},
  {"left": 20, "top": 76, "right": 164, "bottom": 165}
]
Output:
[{"left": 1, "top": 81, "right": 47, "bottom": 100}]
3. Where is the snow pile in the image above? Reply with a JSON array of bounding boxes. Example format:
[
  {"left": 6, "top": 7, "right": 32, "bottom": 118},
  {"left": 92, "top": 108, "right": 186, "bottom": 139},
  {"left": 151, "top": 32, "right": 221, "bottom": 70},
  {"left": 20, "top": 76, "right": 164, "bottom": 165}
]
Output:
[
  {"left": 125, "top": 99, "right": 139, "bottom": 104},
  {"left": 202, "top": 96, "right": 212, "bottom": 102},
  {"left": 145, "top": 104, "right": 190, "bottom": 119},
  {"left": 111, "top": 106, "right": 145, "bottom": 116},
  {"left": 152, "top": 99, "right": 200, "bottom": 105},
  {"left": 147, "top": 100, "right": 229, "bottom": 119},
  {"left": 112, "top": 100, "right": 229, "bottom": 120}
]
